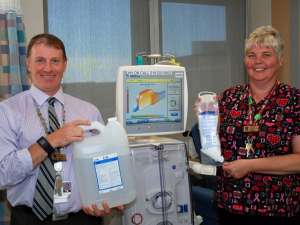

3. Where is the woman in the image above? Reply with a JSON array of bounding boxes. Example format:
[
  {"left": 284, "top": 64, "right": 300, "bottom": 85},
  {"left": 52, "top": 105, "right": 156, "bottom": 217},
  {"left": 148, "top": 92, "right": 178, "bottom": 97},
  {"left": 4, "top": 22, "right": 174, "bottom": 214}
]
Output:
[{"left": 198, "top": 25, "right": 300, "bottom": 225}]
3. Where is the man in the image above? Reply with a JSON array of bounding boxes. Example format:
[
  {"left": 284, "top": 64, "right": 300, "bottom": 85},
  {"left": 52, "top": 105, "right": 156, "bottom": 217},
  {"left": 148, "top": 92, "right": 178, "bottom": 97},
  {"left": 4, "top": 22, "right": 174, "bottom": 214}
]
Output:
[{"left": 0, "top": 33, "right": 121, "bottom": 225}]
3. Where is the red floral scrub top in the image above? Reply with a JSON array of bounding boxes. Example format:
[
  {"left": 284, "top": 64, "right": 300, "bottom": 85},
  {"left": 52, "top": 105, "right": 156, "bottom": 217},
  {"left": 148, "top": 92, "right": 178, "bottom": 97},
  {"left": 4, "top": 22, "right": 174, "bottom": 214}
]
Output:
[{"left": 216, "top": 82, "right": 300, "bottom": 217}]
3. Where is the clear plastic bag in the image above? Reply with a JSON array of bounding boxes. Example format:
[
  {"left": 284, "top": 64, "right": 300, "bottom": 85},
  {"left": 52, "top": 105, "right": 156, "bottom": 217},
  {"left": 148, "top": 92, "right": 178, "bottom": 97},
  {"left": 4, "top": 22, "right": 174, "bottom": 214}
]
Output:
[{"left": 197, "top": 91, "right": 224, "bottom": 164}]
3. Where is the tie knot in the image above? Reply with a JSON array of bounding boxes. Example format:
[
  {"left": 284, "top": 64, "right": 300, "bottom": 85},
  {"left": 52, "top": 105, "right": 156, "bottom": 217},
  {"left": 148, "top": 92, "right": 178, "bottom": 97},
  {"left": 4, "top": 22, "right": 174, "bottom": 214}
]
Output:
[{"left": 48, "top": 97, "right": 56, "bottom": 106}]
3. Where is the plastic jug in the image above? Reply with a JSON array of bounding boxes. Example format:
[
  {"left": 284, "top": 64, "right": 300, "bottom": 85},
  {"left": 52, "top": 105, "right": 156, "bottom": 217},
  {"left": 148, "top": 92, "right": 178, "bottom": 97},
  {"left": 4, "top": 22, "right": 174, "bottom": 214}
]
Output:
[{"left": 73, "top": 118, "right": 136, "bottom": 208}]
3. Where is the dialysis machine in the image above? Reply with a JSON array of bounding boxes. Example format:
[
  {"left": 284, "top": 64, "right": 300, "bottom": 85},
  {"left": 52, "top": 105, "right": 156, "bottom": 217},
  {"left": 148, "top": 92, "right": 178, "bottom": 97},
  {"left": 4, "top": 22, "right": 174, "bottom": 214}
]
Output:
[{"left": 116, "top": 65, "right": 192, "bottom": 225}]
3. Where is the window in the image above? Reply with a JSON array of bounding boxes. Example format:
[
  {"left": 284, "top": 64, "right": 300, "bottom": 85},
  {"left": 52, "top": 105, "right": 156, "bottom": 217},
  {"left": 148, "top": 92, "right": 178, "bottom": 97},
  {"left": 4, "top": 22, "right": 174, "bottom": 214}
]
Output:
[
  {"left": 162, "top": 2, "right": 226, "bottom": 57},
  {"left": 46, "top": 0, "right": 131, "bottom": 83},
  {"left": 160, "top": 0, "right": 246, "bottom": 127}
]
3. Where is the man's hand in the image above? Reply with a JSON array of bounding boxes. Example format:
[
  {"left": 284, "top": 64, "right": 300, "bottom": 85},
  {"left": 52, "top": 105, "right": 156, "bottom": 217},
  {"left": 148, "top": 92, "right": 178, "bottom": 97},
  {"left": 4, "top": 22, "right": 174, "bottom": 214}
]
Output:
[
  {"left": 47, "top": 120, "right": 91, "bottom": 148},
  {"left": 82, "top": 202, "right": 124, "bottom": 217}
]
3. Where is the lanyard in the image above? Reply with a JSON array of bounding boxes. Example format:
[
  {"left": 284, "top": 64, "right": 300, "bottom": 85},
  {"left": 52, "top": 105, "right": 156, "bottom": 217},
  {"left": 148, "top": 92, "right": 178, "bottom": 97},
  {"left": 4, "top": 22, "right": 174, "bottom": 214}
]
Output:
[
  {"left": 32, "top": 97, "right": 66, "bottom": 134},
  {"left": 243, "top": 80, "right": 279, "bottom": 133},
  {"left": 32, "top": 97, "right": 67, "bottom": 162}
]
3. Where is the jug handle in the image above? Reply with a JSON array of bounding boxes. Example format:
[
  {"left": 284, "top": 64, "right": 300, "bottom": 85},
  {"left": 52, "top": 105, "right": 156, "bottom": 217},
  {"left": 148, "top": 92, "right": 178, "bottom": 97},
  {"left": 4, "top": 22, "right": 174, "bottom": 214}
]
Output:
[
  {"left": 80, "top": 121, "right": 105, "bottom": 133},
  {"left": 198, "top": 91, "right": 217, "bottom": 103},
  {"left": 198, "top": 91, "right": 216, "bottom": 97}
]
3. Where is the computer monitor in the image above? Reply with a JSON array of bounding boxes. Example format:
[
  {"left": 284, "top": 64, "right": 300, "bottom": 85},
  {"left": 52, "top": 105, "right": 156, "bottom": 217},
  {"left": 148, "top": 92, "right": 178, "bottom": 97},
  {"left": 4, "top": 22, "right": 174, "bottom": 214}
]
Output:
[{"left": 116, "top": 65, "right": 188, "bottom": 136}]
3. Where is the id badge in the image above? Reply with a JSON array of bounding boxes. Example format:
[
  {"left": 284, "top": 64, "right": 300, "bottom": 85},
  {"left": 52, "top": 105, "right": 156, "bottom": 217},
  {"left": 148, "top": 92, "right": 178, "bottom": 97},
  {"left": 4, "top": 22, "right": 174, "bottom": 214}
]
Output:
[
  {"left": 53, "top": 162, "right": 71, "bottom": 204},
  {"left": 54, "top": 180, "right": 72, "bottom": 204}
]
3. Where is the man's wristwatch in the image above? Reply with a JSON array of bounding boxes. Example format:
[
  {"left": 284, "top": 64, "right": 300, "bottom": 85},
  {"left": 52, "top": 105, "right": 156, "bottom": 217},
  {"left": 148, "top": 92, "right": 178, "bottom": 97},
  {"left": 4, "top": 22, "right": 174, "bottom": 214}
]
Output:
[{"left": 36, "top": 136, "right": 55, "bottom": 155}]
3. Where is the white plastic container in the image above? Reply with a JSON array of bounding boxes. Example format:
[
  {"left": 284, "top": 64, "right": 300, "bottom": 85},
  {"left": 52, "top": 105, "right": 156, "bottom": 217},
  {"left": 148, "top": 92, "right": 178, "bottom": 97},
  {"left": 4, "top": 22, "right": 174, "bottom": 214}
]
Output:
[{"left": 73, "top": 118, "right": 136, "bottom": 208}]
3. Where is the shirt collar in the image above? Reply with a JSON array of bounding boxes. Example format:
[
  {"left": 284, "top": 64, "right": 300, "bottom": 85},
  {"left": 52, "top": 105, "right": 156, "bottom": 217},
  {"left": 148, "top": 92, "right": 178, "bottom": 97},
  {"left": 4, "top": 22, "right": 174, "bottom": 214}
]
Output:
[{"left": 30, "top": 85, "right": 64, "bottom": 106}]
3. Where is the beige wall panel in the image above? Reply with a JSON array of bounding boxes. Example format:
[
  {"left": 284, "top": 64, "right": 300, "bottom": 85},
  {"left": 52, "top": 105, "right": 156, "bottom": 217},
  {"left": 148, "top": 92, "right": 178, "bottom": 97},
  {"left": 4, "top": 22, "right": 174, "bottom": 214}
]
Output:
[
  {"left": 20, "top": 0, "right": 44, "bottom": 44},
  {"left": 272, "top": 0, "right": 291, "bottom": 84}
]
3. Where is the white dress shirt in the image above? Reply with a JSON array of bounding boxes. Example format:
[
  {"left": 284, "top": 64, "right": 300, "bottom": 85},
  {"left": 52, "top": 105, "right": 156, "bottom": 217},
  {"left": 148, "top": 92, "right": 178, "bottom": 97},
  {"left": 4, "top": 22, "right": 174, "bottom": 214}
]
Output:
[{"left": 0, "top": 85, "right": 103, "bottom": 215}]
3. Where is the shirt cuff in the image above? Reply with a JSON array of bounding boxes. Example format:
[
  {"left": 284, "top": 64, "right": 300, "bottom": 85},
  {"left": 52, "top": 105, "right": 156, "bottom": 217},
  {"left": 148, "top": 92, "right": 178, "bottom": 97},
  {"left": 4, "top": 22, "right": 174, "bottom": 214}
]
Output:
[{"left": 18, "top": 148, "right": 34, "bottom": 171}]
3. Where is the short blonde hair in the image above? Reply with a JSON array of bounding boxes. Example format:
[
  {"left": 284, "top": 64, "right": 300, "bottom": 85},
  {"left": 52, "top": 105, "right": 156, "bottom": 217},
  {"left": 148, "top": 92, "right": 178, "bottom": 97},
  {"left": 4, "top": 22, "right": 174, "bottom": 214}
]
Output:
[{"left": 245, "top": 25, "right": 284, "bottom": 58}]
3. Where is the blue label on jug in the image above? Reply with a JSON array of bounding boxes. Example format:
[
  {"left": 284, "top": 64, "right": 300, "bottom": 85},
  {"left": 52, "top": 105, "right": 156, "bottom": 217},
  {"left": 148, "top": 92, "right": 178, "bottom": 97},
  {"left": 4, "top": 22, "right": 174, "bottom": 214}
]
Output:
[{"left": 93, "top": 153, "right": 124, "bottom": 194}]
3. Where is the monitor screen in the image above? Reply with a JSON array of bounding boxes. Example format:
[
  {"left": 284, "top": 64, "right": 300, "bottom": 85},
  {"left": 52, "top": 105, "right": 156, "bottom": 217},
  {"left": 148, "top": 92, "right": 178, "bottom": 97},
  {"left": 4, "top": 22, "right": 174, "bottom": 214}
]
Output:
[{"left": 116, "top": 65, "right": 188, "bottom": 136}]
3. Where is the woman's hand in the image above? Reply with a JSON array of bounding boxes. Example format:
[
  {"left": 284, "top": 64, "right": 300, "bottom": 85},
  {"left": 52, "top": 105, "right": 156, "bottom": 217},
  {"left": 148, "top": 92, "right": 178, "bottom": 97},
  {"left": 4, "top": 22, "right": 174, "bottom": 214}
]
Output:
[
  {"left": 193, "top": 96, "right": 201, "bottom": 117},
  {"left": 223, "top": 159, "right": 252, "bottom": 179},
  {"left": 193, "top": 93, "right": 219, "bottom": 117}
]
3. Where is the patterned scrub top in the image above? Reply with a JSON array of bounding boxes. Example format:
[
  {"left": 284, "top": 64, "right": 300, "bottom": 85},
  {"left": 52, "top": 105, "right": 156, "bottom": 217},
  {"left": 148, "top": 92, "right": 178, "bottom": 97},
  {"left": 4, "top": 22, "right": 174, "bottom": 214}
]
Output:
[{"left": 216, "top": 82, "right": 300, "bottom": 217}]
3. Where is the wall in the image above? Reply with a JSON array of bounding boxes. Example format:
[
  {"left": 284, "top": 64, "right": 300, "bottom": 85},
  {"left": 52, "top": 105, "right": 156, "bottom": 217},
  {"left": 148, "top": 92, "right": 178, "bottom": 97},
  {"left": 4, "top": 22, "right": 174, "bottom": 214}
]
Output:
[
  {"left": 246, "top": 0, "right": 293, "bottom": 85},
  {"left": 246, "top": 0, "right": 272, "bottom": 34},
  {"left": 20, "top": 0, "right": 44, "bottom": 42},
  {"left": 272, "top": 0, "right": 291, "bottom": 84},
  {"left": 275, "top": 0, "right": 300, "bottom": 89},
  {"left": 290, "top": 0, "right": 300, "bottom": 88}
]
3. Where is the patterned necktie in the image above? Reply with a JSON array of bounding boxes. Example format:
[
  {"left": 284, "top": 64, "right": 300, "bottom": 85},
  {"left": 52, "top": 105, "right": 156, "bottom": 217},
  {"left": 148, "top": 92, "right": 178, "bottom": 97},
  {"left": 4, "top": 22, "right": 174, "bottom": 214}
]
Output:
[{"left": 32, "top": 97, "right": 60, "bottom": 220}]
